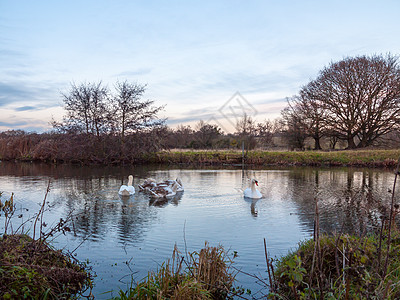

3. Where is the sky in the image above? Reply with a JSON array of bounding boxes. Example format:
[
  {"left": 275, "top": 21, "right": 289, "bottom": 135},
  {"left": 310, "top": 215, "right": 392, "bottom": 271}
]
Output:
[{"left": 1, "top": 0, "right": 400, "bottom": 133}]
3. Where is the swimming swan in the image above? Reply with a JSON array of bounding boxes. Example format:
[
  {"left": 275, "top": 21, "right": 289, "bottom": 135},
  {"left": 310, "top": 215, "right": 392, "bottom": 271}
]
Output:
[
  {"left": 244, "top": 179, "right": 262, "bottom": 199},
  {"left": 119, "top": 175, "right": 135, "bottom": 196}
]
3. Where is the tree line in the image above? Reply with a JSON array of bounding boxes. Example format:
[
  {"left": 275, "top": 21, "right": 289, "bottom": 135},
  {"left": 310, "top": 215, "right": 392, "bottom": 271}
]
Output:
[{"left": 0, "top": 54, "right": 399, "bottom": 164}]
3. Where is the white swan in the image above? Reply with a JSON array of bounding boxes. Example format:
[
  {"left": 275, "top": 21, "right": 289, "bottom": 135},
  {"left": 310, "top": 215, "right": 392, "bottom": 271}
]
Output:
[
  {"left": 244, "top": 179, "right": 262, "bottom": 199},
  {"left": 119, "top": 175, "right": 135, "bottom": 196}
]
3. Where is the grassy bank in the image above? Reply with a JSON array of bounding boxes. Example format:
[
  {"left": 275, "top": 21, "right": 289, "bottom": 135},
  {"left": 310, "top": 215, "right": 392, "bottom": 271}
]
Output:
[
  {"left": 142, "top": 149, "right": 400, "bottom": 168},
  {"left": 272, "top": 230, "right": 400, "bottom": 299},
  {"left": 0, "top": 191, "right": 93, "bottom": 299},
  {"left": 0, "top": 234, "right": 92, "bottom": 299}
]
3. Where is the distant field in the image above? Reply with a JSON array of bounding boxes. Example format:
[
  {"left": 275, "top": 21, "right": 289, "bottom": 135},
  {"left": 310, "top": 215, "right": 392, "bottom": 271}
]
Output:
[{"left": 142, "top": 149, "right": 400, "bottom": 168}]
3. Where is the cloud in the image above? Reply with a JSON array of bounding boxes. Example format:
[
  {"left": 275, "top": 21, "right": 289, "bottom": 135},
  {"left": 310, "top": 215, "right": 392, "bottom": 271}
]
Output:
[
  {"left": 0, "top": 120, "right": 31, "bottom": 127},
  {"left": 0, "top": 48, "right": 23, "bottom": 58},
  {"left": 114, "top": 68, "right": 152, "bottom": 77},
  {"left": 0, "top": 117, "right": 50, "bottom": 133},
  {"left": 14, "top": 106, "right": 37, "bottom": 111},
  {"left": 0, "top": 82, "right": 31, "bottom": 105},
  {"left": 0, "top": 81, "right": 62, "bottom": 108}
]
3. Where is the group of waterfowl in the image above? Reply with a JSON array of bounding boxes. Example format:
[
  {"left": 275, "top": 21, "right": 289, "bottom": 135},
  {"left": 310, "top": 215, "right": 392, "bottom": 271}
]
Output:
[
  {"left": 138, "top": 178, "right": 184, "bottom": 198},
  {"left": 119, "top": 175, "right": 262, "bottom": 199},
  {"left": 118, "top": 176, "right": 184, "bottom": 199}
]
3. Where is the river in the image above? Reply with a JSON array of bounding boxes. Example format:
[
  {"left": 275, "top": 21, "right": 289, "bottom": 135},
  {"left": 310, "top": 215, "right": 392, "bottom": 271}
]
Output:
[{"left": 0, "top": 162, "right": 397, "bottom": 299}]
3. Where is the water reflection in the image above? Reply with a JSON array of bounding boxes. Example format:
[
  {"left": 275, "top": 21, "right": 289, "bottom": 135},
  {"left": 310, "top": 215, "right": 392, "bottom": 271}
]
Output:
[
  {"left": 149, "top": 192, "right": 183, "bottom": 207},
  {"left": 0, "top": 162, "right": 398, "bottom": 298},
  {"left": 283, "top": 168, "right": 396, "bottom": 235},
  {"left": 1, "top": 162, "right": 397, "bottom": 240}
]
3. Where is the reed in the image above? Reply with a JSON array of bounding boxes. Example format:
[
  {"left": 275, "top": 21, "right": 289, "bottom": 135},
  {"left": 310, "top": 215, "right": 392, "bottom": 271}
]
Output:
[{"left": 114, "top": 243, "right": 239, "bottom": 300}]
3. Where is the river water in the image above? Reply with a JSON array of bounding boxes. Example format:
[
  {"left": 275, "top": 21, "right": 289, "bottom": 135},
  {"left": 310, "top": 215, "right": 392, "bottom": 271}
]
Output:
[{"left": 0, "top": 162, "right": 398, "bottom": 299}]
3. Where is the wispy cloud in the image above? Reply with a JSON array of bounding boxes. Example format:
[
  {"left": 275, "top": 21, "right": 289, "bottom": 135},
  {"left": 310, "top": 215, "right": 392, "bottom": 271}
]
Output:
[
  {"left": 0, "top": 81, "right": 62, "bottom": 107},
  {"left": 114, "top": 68, "right": 152, "bottom": 77},
  {"left": 0, "top": 82, "right": 31, "bottom": 105},
  {"left": 14, "top": 106, "right": 38, "bottom": 111},
  {"left": 0, "top": 116, "right": 50, "bottom": 133}
]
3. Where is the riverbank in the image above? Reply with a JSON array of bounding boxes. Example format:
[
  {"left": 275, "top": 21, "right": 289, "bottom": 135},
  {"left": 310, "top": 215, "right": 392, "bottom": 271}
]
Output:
[
  {"left": 142, "top": 149, "right": 400, "bottom": 168},
  {"left": 0, "top": 234, "right": 93, "bottom": 299}
]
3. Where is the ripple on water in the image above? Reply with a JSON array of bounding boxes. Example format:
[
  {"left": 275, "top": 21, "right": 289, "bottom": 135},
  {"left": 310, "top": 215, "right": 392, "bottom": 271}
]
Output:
[{"left": 0, "top": 163, "right": 397, "bottom": 298}]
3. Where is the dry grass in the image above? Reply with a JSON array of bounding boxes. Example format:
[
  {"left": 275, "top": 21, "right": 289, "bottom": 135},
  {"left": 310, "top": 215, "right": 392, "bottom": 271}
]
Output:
[{"left": 114, "top": 243, "right": 238, "bottom": 300}]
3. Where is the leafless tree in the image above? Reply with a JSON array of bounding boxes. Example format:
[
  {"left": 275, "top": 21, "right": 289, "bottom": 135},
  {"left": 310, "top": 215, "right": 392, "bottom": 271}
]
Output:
[
  {"left": 304, "top": 54, "right": 400, "bottom": 148},
  {"left": 54, "top": 82, "right": 110, "bottom": 136},
  {"left": 287, "top": 91, "right": 327, "bottom": 150},
  {"left": 256, "top": 119, "right": 275, "bottom": 148},
  {"left": 112, "top": 80, "right": 165, "bottom": 142},
  {"left": 280, "top": 105, "right": 307, "bottom": 150},
  {"left": 174, "top": 125, "right": 194, "bottom": 148},
  {"left": 194, "top": 120, "right": 222, "bottom": 148},
  {"left": 235, "top": 114, "right": 257, "bottom": 151}
]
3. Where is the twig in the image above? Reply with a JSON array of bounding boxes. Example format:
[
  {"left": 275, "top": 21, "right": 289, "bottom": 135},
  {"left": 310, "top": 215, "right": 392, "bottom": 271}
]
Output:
[
  {"left": 71, "top": 234, "right": 92, "bottom": 254},
  {"left": 33, "top": 180, "right": 51, "bottom": 240},
  {"left": 383, "top": 156, "right": 400, "bottom": 277},
  {"left": 183, "top": 219, "right": 188, "bottom": 259},
  {"left": 334, "top": 223, "right": 345, "bottom": 277},
  {"left": 264, "top": 238, "right": 275, "bottom": 296},
  {"left": 377, "top": 215, "right": 385, "bottom": 271}
]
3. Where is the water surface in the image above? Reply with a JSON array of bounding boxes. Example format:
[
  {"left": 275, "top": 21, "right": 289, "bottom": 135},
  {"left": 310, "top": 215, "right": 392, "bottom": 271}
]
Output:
[{"left": 0, "top": 162, "right": 397, "bottom": 298}]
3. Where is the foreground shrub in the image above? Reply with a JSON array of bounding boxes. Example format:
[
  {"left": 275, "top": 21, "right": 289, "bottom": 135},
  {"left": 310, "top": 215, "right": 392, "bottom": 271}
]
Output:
[
  {"left": 272, "top": 230, "right": 400, "bottom": 299},
  {"left": 0, "top": 234, "right": 92, "bottom": 299},
  {"left": 114, "top": 243, "right": 240, "bottom": 300},
  {"left": 0, "top": 190, "right": 93, "bottom": 299}
]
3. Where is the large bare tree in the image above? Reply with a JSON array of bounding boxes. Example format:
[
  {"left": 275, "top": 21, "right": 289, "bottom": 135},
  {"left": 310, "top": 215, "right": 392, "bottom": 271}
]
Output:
[{"left": 304, "top": 54, "right": 400, "bottom": 148}]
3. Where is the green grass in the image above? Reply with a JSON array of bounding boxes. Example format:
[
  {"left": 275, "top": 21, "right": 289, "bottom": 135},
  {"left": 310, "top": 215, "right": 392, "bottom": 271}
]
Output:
[
  {"left": 273, "top": 229, "right": 400, "bottom": 299},
  {"left": 142, "top": 149, "right": 400, "bottom": 168}
]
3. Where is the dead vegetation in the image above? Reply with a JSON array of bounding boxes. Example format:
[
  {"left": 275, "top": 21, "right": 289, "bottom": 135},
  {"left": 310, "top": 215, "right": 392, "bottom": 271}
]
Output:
[
  {"left": 113, "top": 243, "right": 245, "bottom": 300},
  {"left": 0, "top": 234, "right": 92, "bottom": 299},
  {"left": 0, "top": 185, "right": 93, "bottom": 299}
]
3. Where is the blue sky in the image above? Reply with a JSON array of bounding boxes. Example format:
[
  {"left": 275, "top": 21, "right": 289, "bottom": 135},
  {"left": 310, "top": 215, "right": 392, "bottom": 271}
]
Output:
[{"left": 1, "top": 0, "right": 399, "bottom": 133}]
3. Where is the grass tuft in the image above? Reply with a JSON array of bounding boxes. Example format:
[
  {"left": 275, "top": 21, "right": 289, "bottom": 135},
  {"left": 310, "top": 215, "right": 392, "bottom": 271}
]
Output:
[{"left": 114, "top": 243, "right": 238, "bottom": 300}]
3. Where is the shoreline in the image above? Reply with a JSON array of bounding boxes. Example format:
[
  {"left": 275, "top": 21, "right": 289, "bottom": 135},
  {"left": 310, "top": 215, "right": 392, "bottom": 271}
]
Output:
[
  {"left": 1, "top": 149, "right": 400, "bottom": 169},
  {"left": 130, "top": 149, "right": 400, "bottom": 169}
]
